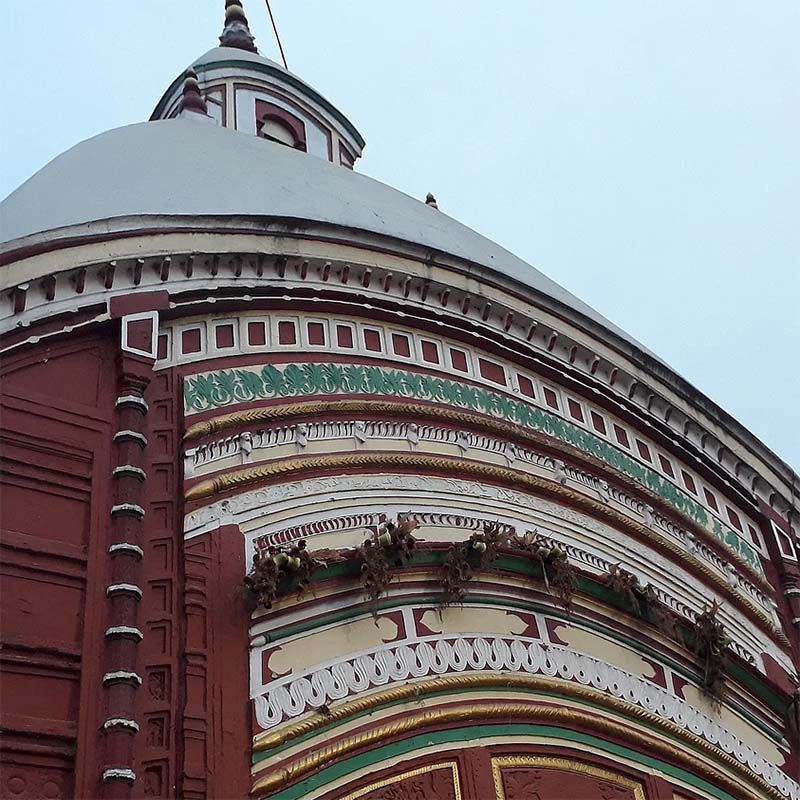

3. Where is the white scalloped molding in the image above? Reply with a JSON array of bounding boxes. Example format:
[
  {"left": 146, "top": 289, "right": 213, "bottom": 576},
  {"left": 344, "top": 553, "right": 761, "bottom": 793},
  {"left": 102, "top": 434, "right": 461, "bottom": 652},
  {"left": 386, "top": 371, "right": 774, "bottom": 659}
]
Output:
[{"left": 251, "top": 634, "right": 798, "bottom": 799}]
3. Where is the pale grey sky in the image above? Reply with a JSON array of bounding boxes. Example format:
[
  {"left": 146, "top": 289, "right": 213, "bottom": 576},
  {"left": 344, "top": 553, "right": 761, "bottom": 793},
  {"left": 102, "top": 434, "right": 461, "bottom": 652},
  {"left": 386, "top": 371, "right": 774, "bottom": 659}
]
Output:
[{"left": 2, "top": 2, "right": 798, "bottom": 470}]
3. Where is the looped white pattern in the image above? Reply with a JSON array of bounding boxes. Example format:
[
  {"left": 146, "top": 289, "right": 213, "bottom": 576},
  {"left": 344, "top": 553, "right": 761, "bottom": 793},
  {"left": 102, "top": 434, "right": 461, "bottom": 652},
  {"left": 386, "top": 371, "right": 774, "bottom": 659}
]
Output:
[{"left": 252, "top": 634, "right": 798, "bottom": 799}]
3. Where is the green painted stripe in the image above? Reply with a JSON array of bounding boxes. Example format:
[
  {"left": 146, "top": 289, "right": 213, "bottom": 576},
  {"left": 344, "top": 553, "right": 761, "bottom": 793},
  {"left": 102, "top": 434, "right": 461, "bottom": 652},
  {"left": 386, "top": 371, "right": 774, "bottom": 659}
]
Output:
[
  {"left": 184, "top": 361, "right": 760, "bottom": 573},
  {"left": 261, "top": 723, "right": 739, "bottom": 800}
]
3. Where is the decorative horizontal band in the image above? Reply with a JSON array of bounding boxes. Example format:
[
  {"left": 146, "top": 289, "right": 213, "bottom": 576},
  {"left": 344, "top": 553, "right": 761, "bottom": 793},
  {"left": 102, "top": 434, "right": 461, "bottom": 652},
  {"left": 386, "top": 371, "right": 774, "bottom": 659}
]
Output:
[
  {"left": 250, "top": 697, "right": 782, "bottom": 800},
  {"left": 108, "top": 542, "right": 144, "bottom": 558},
  {"left": 251, "top": 632, "right": 778, "bottom": 791},
  {"left": 102, "top": 670, "right": 143, "bottom": 686},
  {"left": 103, "top": 718, "right": 140, "bottom": 732},
  {"left": 105, "top": 626, "right": 143, "bottom": 641},
  {"left": 102, "top": 768, "right": 136, "bottom": 783},
  {"left": 191, "top": 473, "right": 779, "bottom": 644},
  {"left": 113, "top": 430, "right": 147, "bottom": 447},
  {"left": 113, "top": 465, "right": 146, "bottom": 480},
  {"left": 181, "top": 362, "right": 761, "bottom": 575},
  {"left": 106, "top": 583, "right": 143, "bottom": 598},
  {"left": 784, "top": 587, "right": 800, "bottom": 597},
  {"left": 116, "top": 394, "right": 149, "bottom": 412},
  {"left": 187, "top": 448, "right": 765, "bottom": 587},
  {"left": 110, "top": 503, "right": 145, "bottom": 518}
]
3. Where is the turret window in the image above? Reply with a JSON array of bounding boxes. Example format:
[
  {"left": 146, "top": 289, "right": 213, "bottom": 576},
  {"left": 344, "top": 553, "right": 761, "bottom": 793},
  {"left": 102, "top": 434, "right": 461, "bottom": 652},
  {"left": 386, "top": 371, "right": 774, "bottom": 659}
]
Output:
[
  {"left": 262, "top": 117, "right": 297, "bottom": 147},
  {"left": 255, "top": 100, "right": 307, "bottom": 151}
]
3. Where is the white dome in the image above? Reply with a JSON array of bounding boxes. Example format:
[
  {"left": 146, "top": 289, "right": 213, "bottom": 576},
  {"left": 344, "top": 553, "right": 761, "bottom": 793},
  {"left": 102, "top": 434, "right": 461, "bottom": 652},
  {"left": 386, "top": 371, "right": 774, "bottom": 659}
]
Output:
[{"left": 0, "top": 117, "right": 644, "bottom": 354}]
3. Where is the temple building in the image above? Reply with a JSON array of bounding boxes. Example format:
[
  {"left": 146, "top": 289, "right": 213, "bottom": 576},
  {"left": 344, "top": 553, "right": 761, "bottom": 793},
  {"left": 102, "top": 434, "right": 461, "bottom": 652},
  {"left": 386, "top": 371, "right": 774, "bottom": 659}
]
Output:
[{"left": 2, "top": 3, "right": 799, "bottom": 799}]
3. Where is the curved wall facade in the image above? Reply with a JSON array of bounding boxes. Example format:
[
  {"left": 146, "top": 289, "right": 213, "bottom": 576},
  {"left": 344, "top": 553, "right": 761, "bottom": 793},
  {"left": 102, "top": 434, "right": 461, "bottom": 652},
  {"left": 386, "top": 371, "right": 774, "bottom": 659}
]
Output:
[
  {"left": 1, "top": 12, "right": 798, "bottom": 799},
  {"left": 1, "top": 223, "right": 797, "bottom": 800}
]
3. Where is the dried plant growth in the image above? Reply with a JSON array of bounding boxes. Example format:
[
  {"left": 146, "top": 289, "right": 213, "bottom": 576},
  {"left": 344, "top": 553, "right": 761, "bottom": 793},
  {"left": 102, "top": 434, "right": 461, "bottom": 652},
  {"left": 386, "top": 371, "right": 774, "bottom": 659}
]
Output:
[
  {"left": 438, "top": 522, "right": 511, "bottom": 610},
  {"left": 604, "top": 563, "right": 643, "bottom": 614},
  {"left": 641, "top": 584, "right": 681, "bottom": 640},
  {"left": 244, "top": 540, "right": 314, "bottom": 609},
  {"left": 437, "top": 525, "right": 578, "bottom": 609},
  {"left": 543, "top": 544, "right": 577, "bottom": 607},
  {"left": 516, "top": 532, "right": 576, "bottom": 607},
  {"left": 692, "top": 601, "right": 730, "bottom": 702},
  {"left": 357, "top": 518, "right": 418, "bottom": 619},
  {"left": 439, "top": 542, "right": 473, "bottom": 608},
  {"left": 245, "top": 523, "right": 698, "bottom": 680},
  {"left": 380, "top": 518, "right": 418, "bottom": 566},
  {"left": 603, "top": 564, "right": 681, "bottom": 640},
  {"left": 469, "top": 521, "right": 508, "bottom": 570},
  {"left": 356, "top": 537, "right": 392, "bottom": 618}
]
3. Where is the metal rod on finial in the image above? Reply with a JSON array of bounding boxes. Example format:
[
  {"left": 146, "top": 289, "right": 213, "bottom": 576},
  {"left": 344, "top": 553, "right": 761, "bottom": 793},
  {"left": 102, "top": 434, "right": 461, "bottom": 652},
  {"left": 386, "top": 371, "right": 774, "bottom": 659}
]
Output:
[{"left": 265, "top": 0, "right": 289, "bottom": 69}]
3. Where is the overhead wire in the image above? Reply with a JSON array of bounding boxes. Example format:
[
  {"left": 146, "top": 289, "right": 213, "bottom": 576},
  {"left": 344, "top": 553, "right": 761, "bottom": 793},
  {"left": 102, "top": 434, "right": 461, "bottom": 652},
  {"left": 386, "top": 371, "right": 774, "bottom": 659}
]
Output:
[{"left": 264, "top": 0, "right": 289, "bottom": 69}]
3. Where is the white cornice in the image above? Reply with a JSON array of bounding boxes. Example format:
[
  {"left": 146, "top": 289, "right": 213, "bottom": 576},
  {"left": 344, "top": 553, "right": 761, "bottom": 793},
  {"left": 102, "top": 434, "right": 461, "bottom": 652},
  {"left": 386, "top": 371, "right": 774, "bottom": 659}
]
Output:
[{"left": 1, "top": 230, "right": 796, "bottom": 527}]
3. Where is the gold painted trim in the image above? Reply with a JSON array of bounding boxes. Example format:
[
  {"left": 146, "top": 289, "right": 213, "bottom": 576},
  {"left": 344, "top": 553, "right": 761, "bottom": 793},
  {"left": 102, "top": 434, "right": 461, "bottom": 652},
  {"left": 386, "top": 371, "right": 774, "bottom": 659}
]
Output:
[
  {"left": 184, "top": 397, "right": 776, "bottom": 617},
  {"left": 184, "top": 398, "right": 583, "bottom": 443},
  {"left": 336, "top": 760, "right": 461, "bottom": 800},
  {"left": 182, "top": 395, "right": 770, "bottom": 596},
  {"left": 249, "top": 674, "right": 741, "bottom": 772},
  {"left": 491, "top": 755, "right": 646, "bottom": 800},
  {"left": 184, "top": 451, "right": 604, "bottom": 504},
  {"left": 250, "top": 699, "right": 766, "bottom": 799},
  {"left": 185, "top": 449, "right": 778, "bottom": 638}
]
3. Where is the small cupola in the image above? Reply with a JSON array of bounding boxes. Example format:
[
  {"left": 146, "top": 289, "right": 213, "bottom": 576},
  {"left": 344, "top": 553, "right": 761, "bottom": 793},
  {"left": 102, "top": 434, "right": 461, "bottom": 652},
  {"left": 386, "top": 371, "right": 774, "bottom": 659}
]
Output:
[{"left": 150, "top": 0, "right": 365, "bottom": 167}]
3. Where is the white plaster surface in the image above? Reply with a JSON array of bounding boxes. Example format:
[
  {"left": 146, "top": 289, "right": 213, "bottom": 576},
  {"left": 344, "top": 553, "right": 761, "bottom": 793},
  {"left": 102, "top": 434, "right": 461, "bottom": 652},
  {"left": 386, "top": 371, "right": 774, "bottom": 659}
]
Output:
[{"left": 0, "top": 118, "right": 640, "bottom": 351}]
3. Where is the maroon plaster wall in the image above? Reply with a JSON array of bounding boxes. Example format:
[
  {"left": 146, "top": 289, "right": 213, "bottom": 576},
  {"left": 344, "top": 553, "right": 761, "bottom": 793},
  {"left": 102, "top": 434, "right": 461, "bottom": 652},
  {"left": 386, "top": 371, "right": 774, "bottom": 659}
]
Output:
[
  {"left": 0, "top": 334, "right": 116, "bottom": 799},
  {"left": 315, "top": 744, "right": 686, "bottom": 800}
]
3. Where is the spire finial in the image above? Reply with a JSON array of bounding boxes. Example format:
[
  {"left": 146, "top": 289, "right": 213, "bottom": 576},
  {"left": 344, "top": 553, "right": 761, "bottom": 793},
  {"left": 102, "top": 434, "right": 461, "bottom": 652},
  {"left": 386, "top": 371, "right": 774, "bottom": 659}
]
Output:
[
  {"left": 220, "top": 0, "right": 258, "bottom": 52},
  {"left": 180, "top": 69, "right": 209, "bottom": 116}
]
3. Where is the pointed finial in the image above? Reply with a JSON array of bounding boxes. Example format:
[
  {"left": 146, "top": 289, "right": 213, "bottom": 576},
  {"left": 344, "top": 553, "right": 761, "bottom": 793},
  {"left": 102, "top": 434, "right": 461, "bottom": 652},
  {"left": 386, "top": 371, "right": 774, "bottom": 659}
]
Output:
[
  {"left": 425, "top": 192, "right": 439, "bottom": 209},
  {"left": 180, "top": 69, "right": 209, "bottom": 115},
  {"left": 220, "top": 0, "right": 258, "bottom": 52}
]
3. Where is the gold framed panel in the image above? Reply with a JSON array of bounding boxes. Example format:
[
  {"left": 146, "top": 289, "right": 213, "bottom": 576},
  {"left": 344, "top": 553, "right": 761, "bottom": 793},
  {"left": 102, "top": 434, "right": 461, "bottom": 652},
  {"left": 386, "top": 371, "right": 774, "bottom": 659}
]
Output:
[
  {"left": 491, "top": 755, "right": 647, "bottom": 800},
  {"left": 336, "top": 760, "right": 462, "bottom": 800}
]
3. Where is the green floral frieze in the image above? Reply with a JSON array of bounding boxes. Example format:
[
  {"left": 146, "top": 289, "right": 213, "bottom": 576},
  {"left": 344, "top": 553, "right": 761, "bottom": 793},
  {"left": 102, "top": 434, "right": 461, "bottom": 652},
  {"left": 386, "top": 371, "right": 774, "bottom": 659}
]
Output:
[{"left": 184, "top": 362, "right": 762, "bottom": 573}]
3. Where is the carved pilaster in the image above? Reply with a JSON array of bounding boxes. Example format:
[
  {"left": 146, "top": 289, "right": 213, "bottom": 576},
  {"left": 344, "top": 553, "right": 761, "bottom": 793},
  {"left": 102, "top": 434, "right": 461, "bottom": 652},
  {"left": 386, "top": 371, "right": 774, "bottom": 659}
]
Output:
[
  {"left": 181, "top": 525, "right": 250, "bottom": 799},
  {"left": 102, "top": 368, "right": 152, "bottom": 800},
  {"left": 100, "top": 319, "right": 156, "bottom": 797},
  {"left": 132, "top": 364, "right": 182, "bottom": 798}
]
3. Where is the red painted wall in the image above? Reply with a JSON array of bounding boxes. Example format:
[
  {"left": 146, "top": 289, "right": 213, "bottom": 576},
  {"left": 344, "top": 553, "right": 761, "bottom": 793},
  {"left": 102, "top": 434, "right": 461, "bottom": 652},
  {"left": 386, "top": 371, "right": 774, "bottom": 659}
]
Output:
[
  {"left": 0, "top": 335, "right": 116, "bottom": 799},
  {"left": 1, "top": 336, "right": 251, "bottom": 799},
  {"left": 317, "top": 745, "right": 683, "bottom": 800}
]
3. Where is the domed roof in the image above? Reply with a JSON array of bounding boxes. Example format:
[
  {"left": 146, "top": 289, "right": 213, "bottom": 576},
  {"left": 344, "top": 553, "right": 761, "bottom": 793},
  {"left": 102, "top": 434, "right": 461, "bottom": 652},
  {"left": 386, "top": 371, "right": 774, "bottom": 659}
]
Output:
[{"left": 0, "top": 117, "right": 647, "bottom": 355}]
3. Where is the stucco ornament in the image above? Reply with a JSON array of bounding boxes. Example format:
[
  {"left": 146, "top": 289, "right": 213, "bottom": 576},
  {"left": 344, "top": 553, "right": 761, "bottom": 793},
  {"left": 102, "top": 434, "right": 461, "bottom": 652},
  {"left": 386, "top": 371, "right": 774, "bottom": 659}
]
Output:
[
  {"left": 183, "top": 361, "right": 761, "bottom": 572},
  {"left": 252, "top": 634, "right": 798, "bottom": 798},
  {"left": 185, "top": 474, "right": 776, "bottom": 669}
]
